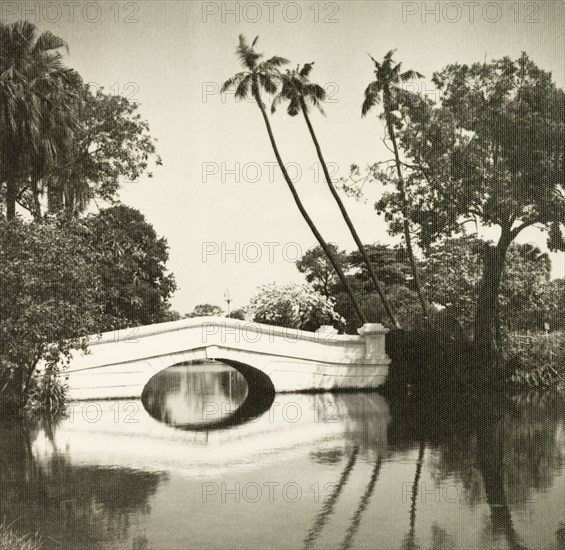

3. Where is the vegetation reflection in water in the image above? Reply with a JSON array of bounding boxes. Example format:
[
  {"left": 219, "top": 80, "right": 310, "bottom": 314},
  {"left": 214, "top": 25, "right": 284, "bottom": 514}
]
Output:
[{"left": 0, "top": 365, "right": 564, "bottom": 549}]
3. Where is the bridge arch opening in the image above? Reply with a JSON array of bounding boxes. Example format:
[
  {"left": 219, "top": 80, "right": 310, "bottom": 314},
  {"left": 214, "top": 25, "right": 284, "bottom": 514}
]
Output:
[{"left": 141, "top": 358, "right": 275, "bottom": 431}]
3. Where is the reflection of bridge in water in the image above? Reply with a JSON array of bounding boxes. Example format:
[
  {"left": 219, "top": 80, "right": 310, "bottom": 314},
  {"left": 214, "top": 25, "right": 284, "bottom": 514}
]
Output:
[
  {"left": 38, "top": 392, "right": 392, "bottom": 477},
  {"left": 65, "top": 317, "right": 391, "bottom": 401}
]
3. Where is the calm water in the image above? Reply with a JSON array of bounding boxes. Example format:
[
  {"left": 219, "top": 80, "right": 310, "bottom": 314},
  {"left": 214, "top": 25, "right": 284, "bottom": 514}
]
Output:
[{"left": 1, "top": 361, "right": 565, "bottom": 550}]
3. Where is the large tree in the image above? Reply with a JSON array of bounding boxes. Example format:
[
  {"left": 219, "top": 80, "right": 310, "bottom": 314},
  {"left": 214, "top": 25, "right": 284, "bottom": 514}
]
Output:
[
  {"left": 45, "top": 85, "right": 161, "bottom": 216},
  {"left": 0, "top": 20, "right": 82, "bottom": 221},
  {"left": 84, "top": 205, "right": 177, "bottom": 331},
  {"left": 362, "top": 50, "right": 429, "bottom": 320},
  {"left": 392, "top": 53, "right": 565, "bottom": 359},
  {"left": 272, "top": 63, "right": 399, "bottom": 327},
  {"left": 222, "top": 35, "right": 367, "bottom": 326}
]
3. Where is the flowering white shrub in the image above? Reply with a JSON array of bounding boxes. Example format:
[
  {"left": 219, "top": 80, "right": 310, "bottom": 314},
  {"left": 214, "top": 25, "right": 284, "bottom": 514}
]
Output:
[{"left": 248, "top": 282, "right": 345, "bottom": 331}]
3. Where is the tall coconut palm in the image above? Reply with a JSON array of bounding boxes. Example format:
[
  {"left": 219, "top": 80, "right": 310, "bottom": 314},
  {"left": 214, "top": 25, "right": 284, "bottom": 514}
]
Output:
[
  {"left": 362, "top": 50, "right": 430, "bottom": 320},
  {"left": 272, "top": 63, "right": 400, "bottom": 328},
  {"left": 0, "top": 20, "right": 82, "bottom": 220},
  {"left": 222, "top": 35, "right": 366, "bottom": 325}
]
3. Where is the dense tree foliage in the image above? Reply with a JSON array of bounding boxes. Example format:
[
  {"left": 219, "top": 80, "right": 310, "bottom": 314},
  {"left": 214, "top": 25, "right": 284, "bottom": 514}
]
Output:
[
  {"left": 375, "top": 53, "right": 565, "bottom": 358},
  {"left": 186, "top": 304, "right": 224, "bottom": 318},
  {"left": 0, "top": 206, "right": 177, "bottom": 414},
  {"left": 296, "top": 243, "right": 347, "bottom": 296},
  {"left": 0, "top": 218, "right": 101, "bottom": 414},
  {"left": 84, "top": 205, "right": 176, "bottom": 331},
  {"left": 228, "top": 307, "right": 247, "bottom": 320},
  {"left": 45, "top": 85, "right": 161, "bottom": 215},
  {"left": 0, "top": 21, "right": 82, "bottom": 221},
  {"left": 0, "top": 21, "right": 169, "bottom": 415},
  {"left": 547, "top": 278, "right": 565, "bottom": 331},
  {"left": 0, "top": 21, "right": 160, "bottom": 220},
  {"left": 249, "top": 282, "right": 344, "bottom": 331},
  {"left": 296, "top": 244, "right": 423, "bottom": 333},
  {"left": 424, "top": 237, "right": 552, "bottom": 332}
]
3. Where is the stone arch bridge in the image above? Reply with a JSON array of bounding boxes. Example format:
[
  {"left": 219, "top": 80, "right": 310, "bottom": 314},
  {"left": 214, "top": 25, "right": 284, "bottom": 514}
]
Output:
[{"left": 65, "top": 317, "right": 390, "bottom": 401}]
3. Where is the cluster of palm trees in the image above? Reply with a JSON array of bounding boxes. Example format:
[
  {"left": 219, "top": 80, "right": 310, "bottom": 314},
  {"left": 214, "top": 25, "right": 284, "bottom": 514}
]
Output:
[
  {"left": 0, "top": 21, "right": 85, "bottom": 221},
  {"left": 223, "top": 35, "right": 429, "bottom": 329}
]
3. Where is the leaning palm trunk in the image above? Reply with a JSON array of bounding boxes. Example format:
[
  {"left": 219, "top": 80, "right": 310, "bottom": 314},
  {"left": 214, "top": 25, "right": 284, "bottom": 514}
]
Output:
[
  {"left": 300, "top": 96, "right": 400, "bottom": 328},
  {"left": 385, "top": 104, "right": 430, "bottom": 321},
  {"left": 252, "top": 81, "right": 367, "bottom": 325}
]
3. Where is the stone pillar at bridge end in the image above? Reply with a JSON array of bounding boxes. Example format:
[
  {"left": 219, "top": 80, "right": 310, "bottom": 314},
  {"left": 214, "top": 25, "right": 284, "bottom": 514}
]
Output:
[{"left": 358, "top": 323, "right": 390, "bottom": 363}]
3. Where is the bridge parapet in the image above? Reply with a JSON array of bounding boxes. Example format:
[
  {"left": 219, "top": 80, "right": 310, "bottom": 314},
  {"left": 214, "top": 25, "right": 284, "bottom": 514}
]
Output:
[
  {"left": 357, "top": 323, "right": 390, "bottom": 361},
  {"left": 65, "top": 317, "right": 391, "bottom": 400}
]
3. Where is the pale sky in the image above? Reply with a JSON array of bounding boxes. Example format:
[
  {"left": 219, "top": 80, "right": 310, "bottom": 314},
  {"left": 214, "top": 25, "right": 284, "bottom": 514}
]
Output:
[{"left": 5, "top": 0, "right": 565, "bottom": 313}]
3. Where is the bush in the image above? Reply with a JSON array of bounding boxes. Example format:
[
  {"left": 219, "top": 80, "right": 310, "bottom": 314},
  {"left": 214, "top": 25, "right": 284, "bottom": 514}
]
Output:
[
  {"left": 249, "top": 282, "right": 344, "bottom": 331},
  {"left": 23, "top": 371, "right": 69, "bottom": 418},
  {"left": 506, "top": 331, "right": 565, "bottom": 388},
  {"left": 383, "top": 328, "right": 476, "bottom": 395}
]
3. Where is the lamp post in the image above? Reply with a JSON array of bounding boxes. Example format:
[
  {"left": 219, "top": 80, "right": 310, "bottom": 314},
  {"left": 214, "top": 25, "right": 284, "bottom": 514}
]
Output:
[{"left": 224, "top": 289, "right": 232, "bottom": 317}]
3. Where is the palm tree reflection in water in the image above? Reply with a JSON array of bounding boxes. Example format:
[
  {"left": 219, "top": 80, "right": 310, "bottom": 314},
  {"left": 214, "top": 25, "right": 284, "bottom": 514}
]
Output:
[
  {"left": 401, "top": 441, "right": 425, "bottom": 550},
  {"left": 340, "top": 456, "right": 383, "bottom": 550},
  {"left": 302, "top": 446, "right": 360, "bottom": 550}
]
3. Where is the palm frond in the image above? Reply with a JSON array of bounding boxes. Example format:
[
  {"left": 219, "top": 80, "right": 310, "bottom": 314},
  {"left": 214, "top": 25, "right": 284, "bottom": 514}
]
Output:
[
  {"left": 308, "top": 83, "right": 326, "bottom": 102},
  {"left": 34, "top": 31, "right": 68, "bottom": 54},
  {"left": 236, "top": 34, "right": 262, "bottom": 69},
  {"left": 14, "top": 20, "right": 37, "bottom": 45},
  {"left": 362, "top": 81, "right": 381, "bottom": 116},
  {"left": 299, "top": 62, "right": 315, "bottom": 78},
  {"left": 235, "top": 76, "right": 251, "bottom": 99},
  {"left": 366, "top": 52, "right": 380, "bottom": 68},
  {"left": 266, "top": 55, "right": 289, "bottom": 68},
  {"left": 221, "top": 72, "right": 248, "bottom": 93},
  {"left": 258, "top": 72, "right": 278, "bottom": 95},
  {"left": 310, "top": 94, "right": 325, "bottom": 116}
]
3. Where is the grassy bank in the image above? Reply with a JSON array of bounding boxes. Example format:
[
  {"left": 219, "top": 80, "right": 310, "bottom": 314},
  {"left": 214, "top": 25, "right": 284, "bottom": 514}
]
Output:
[{"left": 0, "top": 523, "right": 41, "bottom": 550}]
